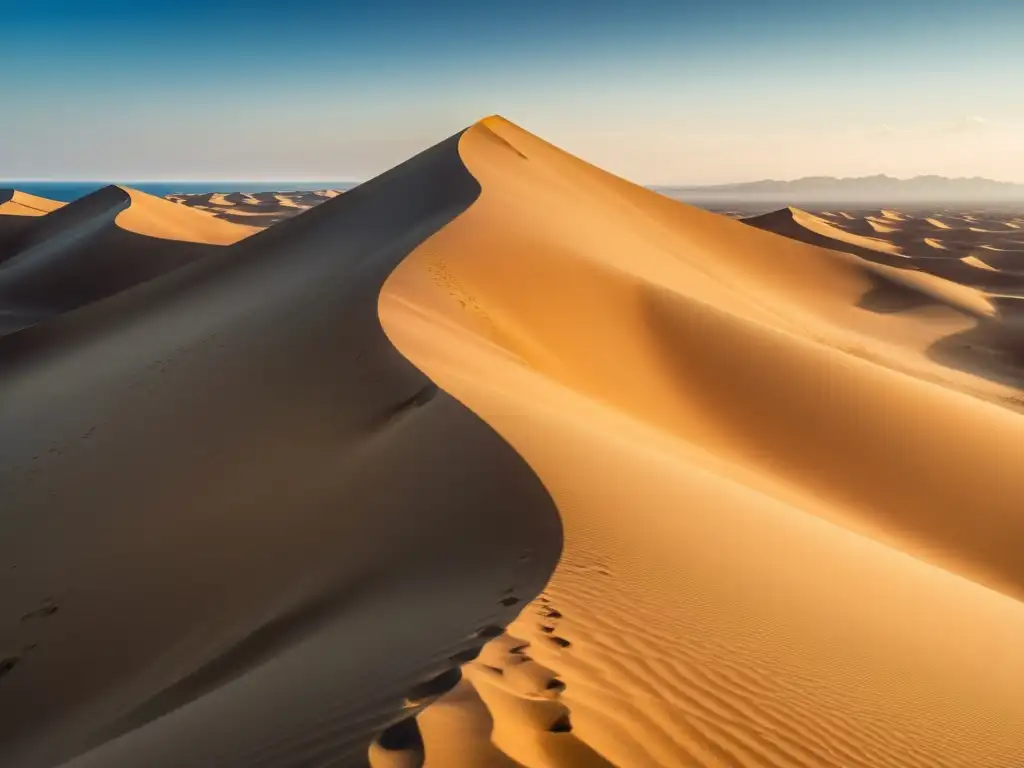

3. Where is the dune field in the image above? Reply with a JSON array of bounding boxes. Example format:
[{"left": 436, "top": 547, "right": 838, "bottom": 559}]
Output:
[
  {"left": 0, "top": 186, "right": 260, "bottom": 334},
  {"left": 2, "top": 117, "right": 1024, "bottom": 768},
  {"left": 745, "top": 206, "right": 1024, "bottom": 292},
  {"left": 167, "top": 189, "right": 345, "bottom": 227}
]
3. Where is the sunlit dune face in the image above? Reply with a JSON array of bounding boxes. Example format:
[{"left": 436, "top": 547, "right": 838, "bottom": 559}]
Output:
[{"left": 379, "top": 117, "right": 1024, "bottom": 768}]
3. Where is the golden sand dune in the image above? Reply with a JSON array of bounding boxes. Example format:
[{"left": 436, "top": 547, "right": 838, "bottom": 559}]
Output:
[
  {"left": 0, "top": 132, "right": 560, "bottom": 768},
  {"left": 0, "top": 190, "right": 65, "bottom": 217},
  {"left": 4, "top": 118, "right": 1024, "bottom": 768},
  {"left": 378, "top": 117, "right": 1024, "bottom": 767},
  {"left": 865, "top": 217, "right": 899, "bottom": 233},
  {"left": 962, "top": 254, "right": 1000, "bottom": 271},
  {"left": 745, "top": 206, "right": 905, "bottom": 256},
  {"left": 0, "top": 186, "right": 257, "bottom": 335},
  {"left": 746, "top": 204, "right": 1024, "bottom": 297}
]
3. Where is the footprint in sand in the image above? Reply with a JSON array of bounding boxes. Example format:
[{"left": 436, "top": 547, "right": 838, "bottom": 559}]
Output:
[
  {"left": 368, "top": 716, "right": 424, "bottom": 768},
  {"left": 473, "top": 624, "right": 506, "bottom": 640},
  {"left": 0, "top": 655, "right": 20, "bottom": 681},
  {"left": 404, "top": 667, "right": 463, "bottom": 707},
  {"left": 378, "top": 384, "right": 438, "bottom": 426},
  {"left": 465, "top": 628, "right": 614, "bottom": 765},
  {"left": 20, "top": 599, "right": 59, "bottom": 622},
  {"left": 448, "top": 644, "right": 485, "bottom": 664}
]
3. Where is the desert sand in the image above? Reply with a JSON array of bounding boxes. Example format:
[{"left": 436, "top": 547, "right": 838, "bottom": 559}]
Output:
[
  {"left": 0, "top": 132, "right": 560, "bottom": 768},
  {"left": 0, "top": 190, "right": 66, "bottom": 217},
  {"left": 380, "top": 117, "right": 1024, "bottom": 767},
  {"left": 2, "top": 117, "right": 1024, "bottom": 768},
  {"left": 0, "top": 185, "right": 259, "bottom": 334},
  {"left": 167, "top": 189, "right": 346, "bottom": 227},
  {"left": 0, "top": 191, "right": 67, "bottom": 261}
]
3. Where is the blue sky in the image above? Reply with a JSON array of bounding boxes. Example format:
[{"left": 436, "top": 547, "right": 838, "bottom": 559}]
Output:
[{"left": 1, "top": 0, "right": 1021, "bottom": 184}]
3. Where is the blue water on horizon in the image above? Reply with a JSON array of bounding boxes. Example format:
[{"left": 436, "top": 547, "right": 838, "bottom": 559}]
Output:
[{"left": 4, "top": 181, "right": 360, "bottom": 203}]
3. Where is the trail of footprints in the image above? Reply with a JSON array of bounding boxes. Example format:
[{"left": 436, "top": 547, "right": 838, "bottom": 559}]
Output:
[
  {"left": 369, "top": 563, "right": 580, "bottom": 767},
  {"left": 1, "top": 597, "right": 61, "bottom": 687}
]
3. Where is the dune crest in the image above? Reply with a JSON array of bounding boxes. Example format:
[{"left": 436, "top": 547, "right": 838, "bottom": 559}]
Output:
[
  {"left": 0, "top": 131, "right": 561, "bottom": 768},
  {"left": 380, "top": 116, "right": 1024, "bottom": 767},
  {"left": 0, "top": 190, "right": 66, "bottom": 217},
  {"left": 114, "top": 186, "right": 259, "bottom": 244}
]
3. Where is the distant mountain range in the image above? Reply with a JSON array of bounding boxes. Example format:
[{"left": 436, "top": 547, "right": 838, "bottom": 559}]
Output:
[{"left": 659, "top": 175, "right": 1024, "bottom": 203}]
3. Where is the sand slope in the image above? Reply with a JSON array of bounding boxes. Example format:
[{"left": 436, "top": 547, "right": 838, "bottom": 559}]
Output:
[
  {"left": 0, "top": 186, "right": 259, "bottom": 335},
  {"left": 0, "top": 132, "right": 560, "bottom": 767},
  {"left": 0, "top": 191, "right": 66, "bottom": 262},
  {"left": 746, "top": 205, "right": 1024, "bottom": 293},
  {"left": 380, "top": 117, "right": 1024, "bottom": 767},
  {"left": 0, "top": 190, "right": 65, "bottom": 217}
]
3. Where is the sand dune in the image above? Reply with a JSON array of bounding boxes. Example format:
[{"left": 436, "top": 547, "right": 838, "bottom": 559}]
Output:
[
  {"left": 379, "top": 117, "right": 1024, "bottom": 767},
  {"left": 746, "top": 204, "right": 1024, "bottom": 298},
  {"left": 962, "top": 254, "right": 1000, "bottom": 271},
  {"left": 0, "top": 190, "right": 65, "bottom": 217},
  {"left": 0, "top": 185, "right": 258, "bottom": 335},
  {"left": 0, "top": 191, "right": 66, "bottom": 259},
  {"left": 168, "top": 190, "right": 345, "bottom": 227},
  {"left": 865, "top": 217, "right": 899, "bottom": 233},
  {"left": 0, "top": 131, "right": 560, "bottom": 768},
  {"left": 4, "top": 116, "right": 1024, "bottom": 768},
  {"left": 745, "top": 206, "right": 905, "bottom": 256}
]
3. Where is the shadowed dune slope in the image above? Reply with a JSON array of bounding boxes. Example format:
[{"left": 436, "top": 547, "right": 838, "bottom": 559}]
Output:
[
  {"left": 0, "top": 130, "right": 560, "bottom": 768},
  {"left": 380, "top": 117, "right": 1024, "bottom": 767},
  {"left": 0, "top": 186, "right": 259, "bottom": 335},
  {"left": 0, "top": 191, "right": 66, "bottom": 261}
]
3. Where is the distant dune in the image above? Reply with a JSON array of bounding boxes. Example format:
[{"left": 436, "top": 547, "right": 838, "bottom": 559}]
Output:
[
  {"left": 167, "top": 189, "right": 347, "bottom": 226},
  {"left": 665, "top": 174, "right": 1024, "bottom": 203},
  {"left": 745, "top": 204, "right": 1024, "bottom": 296},
  {"left": 0, "top": 191, "right": 66, "bottom": 257},
  {"left": 2, "top": 118, "right": 1024, "bottom": 768},
  {"left": 0, "top": 185, "right": 258, "bottom": 334},
  {"left": 0, "top": 190, "right": 66, "bottom": 217}
]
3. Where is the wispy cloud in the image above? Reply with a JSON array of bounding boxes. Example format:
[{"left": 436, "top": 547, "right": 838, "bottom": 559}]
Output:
[{"left": 945, "top": 114, "right": 994, "bottom": 133}]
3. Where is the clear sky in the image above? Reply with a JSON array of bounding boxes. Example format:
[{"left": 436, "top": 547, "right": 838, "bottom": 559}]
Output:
[{"left": 1, "top": 0, "right": 1021, "bottom": 185}]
